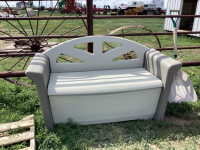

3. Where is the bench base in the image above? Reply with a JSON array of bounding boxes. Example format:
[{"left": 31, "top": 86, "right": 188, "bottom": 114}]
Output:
[{"left": 49, "top": 88, "right": 162, "bottom": 125}]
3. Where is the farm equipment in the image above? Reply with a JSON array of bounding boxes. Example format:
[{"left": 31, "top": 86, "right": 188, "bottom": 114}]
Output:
[
  {"left": 38, "top": 6, "right": 45, "bottom": 11},
  {"left": 110, "top": 9, "right": 118, "bottom": 15},
  {"left": 110, "top": 5, "right": 144, "bottom": 15},
  {"left": 111, "top": 1, "right": 144, "bottom": 15},
  {"left": 47, "top": 7, "right": 55, "bottom": 11},
  {"left": 3, "top": 8, "right": 20, "bottom": 15},
  {"left": 143, "top": 3, "right": 166, "bottom": 15},
  {"left": 147, "top": 8, "right": 166, "bottom": 15},
  {"left": 59, "top": 0, "right": 81, "bottom": 14},
  {"left": 59, "top": 0, "right": 108, "bottom": 15},
  {"left": 81, "top": 5, "right": 107, "bottom": 15},
  {"left": 125, "top": 6, "right": 144, "bottom": 15}
]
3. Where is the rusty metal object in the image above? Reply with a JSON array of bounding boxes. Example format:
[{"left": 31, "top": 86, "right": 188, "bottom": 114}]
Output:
[
  {"left": 59, "top": 25, "right": 85, "bottom": 36},
  {"left": 123, "top": 53, "right": 132, "bottom": 60},
  {"left": 87, "top": 0, "right": 93, "bottom": 53},
  {"left": 109, "top": 25, "right": 162, "bottom": 58},
  {"left": 2, "top": 31, "right": 200, "bottom": 40},
  {"left": 0, "top": 16, "right": 87, "bottom": 20},
  {"left": 0, "top": 71, "right": 26, "bottom": 78},
  {"left": 5, "top": 20, "right": 26, "bottom": 36},
  {"left": 3, "top": 31, "right": 200, "bottom": 40},
  {"left": 182, "top": 61, "right": 200, "bottom": 67},
  {"left": 93, "top": 15, "right": 200, "bottom": 19},
  {"left": 14, "top": 40, "right": 30, "bottom": 47},
  {"left": 0, "top": 0, "right": 200, "bottom": 87},
  {"left": 0, "top": 61, "right": 199, "bottom": 79},
  {"left": 36, "top": 0, "right": 40, "bottom": 36},
  {"left": 2, "top": 15, "right": 200, "bottom": 21},
  {"left": 5, "top": 1, "right": 28, "bottom": 36},
  {"left": 23, "top": 1, "right": 34, "bottom": 35},
  {"left": 0, "top": 30, "right": 12, "bottom": 37},
  {"left": 109, "top": 25, "right": 161, "bottom": 49},
  {"left": 30, "top": 41, "right": 41, "bottom": 52},
  {"left": 41, "top": 0, "right": 59, "bottom": 35},
  {"left": 4, "top": 78, "right": 32, "bottom": 86},
  {"left": 0, "top": 53, "right": 35, "bottom": 57},
  {"left": 157, "top": 46, "right": 200, "bottom": 51}
]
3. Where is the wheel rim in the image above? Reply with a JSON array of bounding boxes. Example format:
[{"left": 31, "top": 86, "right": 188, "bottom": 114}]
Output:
[
  {"left": 108, "top": 25, "right": 161, "bottom": 60},
  {"left": 0, "top": 0, "right": 87, "bottom": 86},
  {"left": 109, "top": 25, "right": 161, "bottom": 49}
]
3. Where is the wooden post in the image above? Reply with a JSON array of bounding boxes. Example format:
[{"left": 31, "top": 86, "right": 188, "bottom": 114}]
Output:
[{"left": 87, "top": 0, "right": 93, "bottom": 53}]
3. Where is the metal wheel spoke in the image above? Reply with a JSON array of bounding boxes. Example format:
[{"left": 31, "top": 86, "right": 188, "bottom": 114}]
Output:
[
  {"left": 135, "top": 28, "right": 144, "bottom": 42},
  {"left": 59, "top": 25, "right": 85, "bottom": 36},
  {"left": 46, "top": 5, "right": 76, "bottom": 36},
  {"left": 0, "top": 57, "right": 8, "bottom": 61},
  {"left": 4, "top": 78, "right": 32, "bottom": 86},
  {"left": 23, "top": 1, "right": 34, "bottom": 35},
  {"left": 16, "top": 56, "right": 30, "bottom": 82},
  {"left": 6, "top": 21, "right": 26, "bottom": 36},
  {"left": 47, "top": 18, "right": 68, "bottom": 36},
  {"left": 36, "top": 0, "right": 40, "bottom": 36},
  {"left": 8, "top": 56, "right": 25, "bottom": 71},
  {"left": 58, "top": 57, "right": 73, "bottom": 63},
  {"left": 69, "top": 10, "right": 75, "bottom": 16},
  {"left": 40, "top": 0, "right": 59, "bottom": 35},
  {"left": 109, "top": 25, "right": 161, "bottom": 49},
  {"left": 0, "top": 53, "right": 35, "bottom": 57},
  {"left": 66, "top": 0, "right": 87, "bottom": 30},
  {"left": 5, "top": 1, "right": 28, "bottom": 36},
  {"left": 0, "top": 30, "right": 12, "bottom": 37},
  {"left": 145, "top": 39, "right": 157, "bottom": 47},
  {"left": 104, "top": 42, "right": 114, "bottom": 49}
]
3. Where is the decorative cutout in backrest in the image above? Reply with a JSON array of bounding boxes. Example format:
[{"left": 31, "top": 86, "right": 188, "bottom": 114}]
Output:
[
  {"left": 56, "top": 53, "right": 84, "bottom": 63},
  {"left": 113, "top": 50, "right": 138, "bottom": 61},
  {"left": 73, "top": 43, "right": 93, "bottom": 53},
  {"left": 42, "top": 36, "right": 149, "bottom": 73},
  {"left": 102, "top": 42, "right": 122, "bottom": 53}
]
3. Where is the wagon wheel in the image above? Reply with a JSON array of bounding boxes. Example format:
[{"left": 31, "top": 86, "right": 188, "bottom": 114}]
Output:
[
  {"left": 0, "top": 0, "right": 87, "bottom": 86},
  {"left": 108, "top": 25, "right": 161, "bottom": 60}
]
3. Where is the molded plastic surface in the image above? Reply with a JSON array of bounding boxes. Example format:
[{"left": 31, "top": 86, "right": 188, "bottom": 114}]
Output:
[
  {"left": 42, "top": 36, "right": 149, "bottom": 73},
  {"left": 144, "top": 49, "right": 182, "bottom": 120},
  {"left": 49, "top": 88, "right": 162, "bottom": 124},
  {"left": 48, "top": 68, "right": 163, "bottom": 95},
  {"left": 26, "top": 37, "right": 182, "bottom": 129}
]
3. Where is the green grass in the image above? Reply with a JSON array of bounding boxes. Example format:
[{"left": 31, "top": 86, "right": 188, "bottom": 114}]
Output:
[{"left": 0, "top": 11, "right": 200, "bottom": 149}]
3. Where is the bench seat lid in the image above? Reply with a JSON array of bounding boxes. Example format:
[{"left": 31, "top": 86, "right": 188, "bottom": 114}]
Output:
[{"left": 48, "top": 68, "right": 163, "bottom": 96}]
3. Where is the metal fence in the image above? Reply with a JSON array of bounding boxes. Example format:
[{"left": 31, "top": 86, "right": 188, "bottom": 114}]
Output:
[{"left": 0, "top": 0, "right": 200, "bottom": 79}]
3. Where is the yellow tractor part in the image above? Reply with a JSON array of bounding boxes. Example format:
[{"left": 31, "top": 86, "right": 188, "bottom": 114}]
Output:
[
  {"left": 125, "top": 6, "right": 144, "bottom": 15},
  {"left": 110, "top": 9, "right": 118, "bottom": 15},
  {"left": 110, "top": 12, "right": 118, "bottom": 15}
]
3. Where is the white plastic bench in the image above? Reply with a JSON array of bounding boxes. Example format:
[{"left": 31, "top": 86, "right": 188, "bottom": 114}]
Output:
[{"left": 26, "top": 36, "right": 182, "bottom": 129}]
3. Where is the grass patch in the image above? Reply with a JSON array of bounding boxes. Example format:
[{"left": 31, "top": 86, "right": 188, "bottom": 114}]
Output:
[
  {"left": 0, "top": 84, "right": 200, "bottom": 150},
  {"left": 0, "top": 12, "right": 200, "bottom": 149}
]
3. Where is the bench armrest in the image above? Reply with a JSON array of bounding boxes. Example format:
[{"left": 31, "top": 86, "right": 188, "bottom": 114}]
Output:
[
  {"left": 144, "top": 49, "right": 182, "bottom": 120},
  {"left": 25, "top": 53, "right": 54, "bottom": 129}
]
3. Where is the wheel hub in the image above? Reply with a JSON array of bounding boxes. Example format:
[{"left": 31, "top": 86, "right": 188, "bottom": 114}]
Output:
[{"left": 30, "top": 41, "right": 41, "bottom": 52}]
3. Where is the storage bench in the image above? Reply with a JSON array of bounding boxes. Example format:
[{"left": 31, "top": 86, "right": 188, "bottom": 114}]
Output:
[{"left": 26, "top": 36, "right": 182, "bottom": 129}]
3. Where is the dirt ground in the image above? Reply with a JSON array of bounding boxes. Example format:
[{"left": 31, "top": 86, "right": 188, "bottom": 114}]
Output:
[
  {"left": 0, "top": 29, "right": 23, "bottom": 50},
  {"left": 165, "top": 113, "right": 200, "bottom": 126},
  {"left": 0, "top": 40, "right": 13, "bottom": 50}
]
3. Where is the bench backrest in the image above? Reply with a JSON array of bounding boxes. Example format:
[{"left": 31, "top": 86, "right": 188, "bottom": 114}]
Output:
[{"left": 43, "top": 36, "right": 149, "bottom": 73}]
